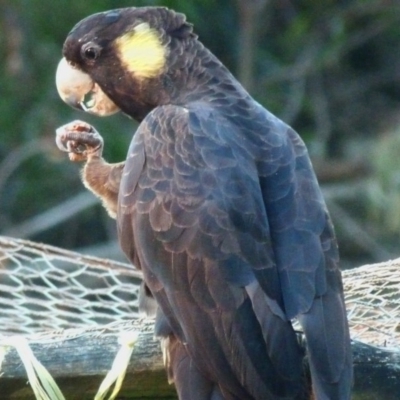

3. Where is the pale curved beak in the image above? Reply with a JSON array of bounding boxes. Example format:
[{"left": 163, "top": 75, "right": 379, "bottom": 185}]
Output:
[{"left": 55, "top": 57, "right": 120, "bottom": 116}]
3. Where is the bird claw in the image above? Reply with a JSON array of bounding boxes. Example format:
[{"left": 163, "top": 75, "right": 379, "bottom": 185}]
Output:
[{"left": 55, "top": 120, "right": 104, "bottom": 162}]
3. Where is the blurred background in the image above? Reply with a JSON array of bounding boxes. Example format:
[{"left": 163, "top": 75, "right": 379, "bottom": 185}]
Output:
[{"left": 1, "top": 0, "right": 400, "bottom": 269}]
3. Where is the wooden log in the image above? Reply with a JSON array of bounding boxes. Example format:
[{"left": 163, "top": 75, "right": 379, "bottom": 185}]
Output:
[
  {"left": 352, "top": 341, "right": 400, "bottom": 400},
  {"left": 0, "top": 319, "right": 399, "bottom": 399},
  {"left": 0, "top": 319, "right": 176, "bottom": 399}
]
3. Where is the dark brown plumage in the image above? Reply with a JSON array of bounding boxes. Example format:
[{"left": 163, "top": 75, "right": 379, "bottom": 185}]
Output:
[{"left": 55, "top": 7, "right": 353, "bottom": 399}]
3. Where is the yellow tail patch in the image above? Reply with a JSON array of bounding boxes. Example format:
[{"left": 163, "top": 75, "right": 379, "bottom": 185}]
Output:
[{"left": 115, "top": 23, "right": 166, "bottom": 79}]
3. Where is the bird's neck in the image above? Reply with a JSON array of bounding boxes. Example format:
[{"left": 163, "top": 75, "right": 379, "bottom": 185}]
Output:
[{"left": 165, "top": 42, "right": 251, "bottom": 108}]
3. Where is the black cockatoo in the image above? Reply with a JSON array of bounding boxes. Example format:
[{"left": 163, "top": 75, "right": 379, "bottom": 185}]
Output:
[{"left": 55, "top": 7, "right": 352, "bottom": 399}]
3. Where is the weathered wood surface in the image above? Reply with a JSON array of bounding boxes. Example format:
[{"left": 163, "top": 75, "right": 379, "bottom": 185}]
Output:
[
  {"left": 0, "top": 319, "right": 399, "bottom": 399},
  {"left": 0, "top": 319, "right": 176, "bottom": 399}
]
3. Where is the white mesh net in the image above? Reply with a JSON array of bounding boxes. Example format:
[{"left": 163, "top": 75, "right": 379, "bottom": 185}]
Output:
[
  {"left": 0, "top": 235, "right": 399, "bottom": 349},
  {"left": 0, "top": 236, "right": 142, "bottom": 337},
  {"left": 343, "top": 260, "right": 400, "bottom": 348}
]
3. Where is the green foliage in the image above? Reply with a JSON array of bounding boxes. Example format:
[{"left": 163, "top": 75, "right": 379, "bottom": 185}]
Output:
[
  {"left": 1, "top": 0, "right": 400, "bottom": 265},
  {"left": 368, "top": 131, "right": 400, "bottom": 236}
]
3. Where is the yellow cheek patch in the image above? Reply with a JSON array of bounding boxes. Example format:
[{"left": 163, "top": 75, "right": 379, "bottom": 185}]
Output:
[{"left": 115, "top": 22, "right": 166, "bottom": 79}]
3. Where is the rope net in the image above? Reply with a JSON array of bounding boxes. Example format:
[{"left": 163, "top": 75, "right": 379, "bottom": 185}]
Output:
[
  {"left": 0, "top": 235, "right": 399, "bottom": 349},
  {"left": 0, "top": 236, "right": 142, "bottom": 338}
]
